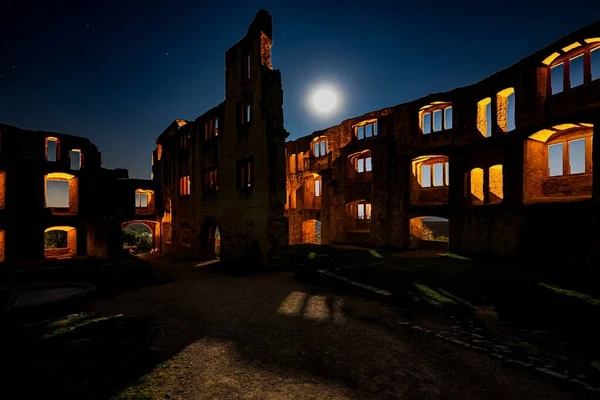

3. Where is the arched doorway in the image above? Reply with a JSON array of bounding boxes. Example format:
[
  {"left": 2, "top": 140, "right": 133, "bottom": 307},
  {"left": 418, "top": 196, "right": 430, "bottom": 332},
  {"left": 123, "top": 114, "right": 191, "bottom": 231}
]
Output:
[
  {"left": 121, "top": 220, "right": 159, "bottom": 254},
  {"left": 302, "top": 219, "right": 321, "bottom": 244},
  {"left": 409, "top": 216, "right": 449, "bottom": 250},
  {"left": 200, "top": 216, "right": 220, "bottom": 259}
]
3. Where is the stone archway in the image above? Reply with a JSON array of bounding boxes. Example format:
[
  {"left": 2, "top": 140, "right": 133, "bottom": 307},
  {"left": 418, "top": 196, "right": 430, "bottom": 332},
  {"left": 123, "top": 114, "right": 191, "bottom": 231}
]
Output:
[
  {"left": 121, "top": 220, "right": 160, "bottom": 253},
  {"left": 199, "top": 216, "right": 220, "bottom": 259}
]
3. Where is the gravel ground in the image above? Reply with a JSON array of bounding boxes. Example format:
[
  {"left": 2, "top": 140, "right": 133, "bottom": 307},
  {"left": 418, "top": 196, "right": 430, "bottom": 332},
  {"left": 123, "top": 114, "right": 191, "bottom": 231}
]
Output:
[{"left": 94, "top": 256, "right": 585, "bottom": 399}]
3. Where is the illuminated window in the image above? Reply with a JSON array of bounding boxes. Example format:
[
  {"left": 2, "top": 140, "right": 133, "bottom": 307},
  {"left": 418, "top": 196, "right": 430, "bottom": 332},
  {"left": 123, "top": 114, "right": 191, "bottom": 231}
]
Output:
[
  {"left": 551, "top": 63, "right": 564, "bottom": 94},
  {"left": 205, "top": 117, "right": 219, "bottom": 140},
  {"left": 315, "top": 179, "right": 321, "bottom": 197},
  {"left": 46, "top": 137, "right": 59, "bottom": 161},
  {"left": 313, "top": 138, "right": 328, "bottom": 157},
  {"left": 444, "top": 107, "right": 453, "bottom": 130},
  {"left": 547, "top": 137, "right": 590, "bottom": 176},
  {"left": 179, "top": 176, "right": 191, "bottom": 195},
  {"left": 569, "top": 138, "right": 586, "bottom": 174},
  {"left": 357, "top": 202, "right": 372, "bottom": 220},
  {"left": 548, "top": 45, "right": 600, "bottom": 94},
  {"left": 470, "top": 168, "right": 484, "bottom": 205},
  {"left": 444, "top": 162, "right": 449, "bottom": 186},
  {"left": 135, "top": 192, "right": 148, "bottom": 207},
  {"left": 548, "top": 143, "right": 563, "bottom": 176},
  {"left": 497, "top": 88, "right": 516, "bottom": 133},
  {"left": 354, "top": 120, "right": 378, "bottom": 140},
  {"left": 421, "top": 103, "right": 452, "bottom": 134},
  {"left": 433, "top": 163, "right": 444, "bottom": 187},
  {"left": 237, "top": 158, "right": 253, "bottom": 189},
  {"left": 356, "top": 156, "right": 372, "bottom": 173},
  {"left": 70, "top": 149, "right": 82, "bottom": 170},
  {"left": 203, "top": 168, "right": 219, "bottom": 194},
  {"left": 592, "top": 47, "right": 600, "bottom": 81},
  {"left": 477, "top": 98, "right": 492, "bottom": 137},
  {"left": 421, "top": 162, "right": 449, "bottom": 188},
  {"left": 423, "top": 113, "right": 432, "bottom": 134},
  {"left": 570, "top": 55, "right": 584, "bottom": 88},
  {"left": 422, "top": 165, "right": 431, "bottom": 187}
]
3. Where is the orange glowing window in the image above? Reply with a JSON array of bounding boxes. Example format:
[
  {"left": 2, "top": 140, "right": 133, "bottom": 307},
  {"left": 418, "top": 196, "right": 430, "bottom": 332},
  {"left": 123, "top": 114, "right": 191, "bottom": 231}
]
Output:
[
  {"left": 179, "top": 176, "right": 191, "bottom": 196},
  {"left": 314, "top": 178, "right": 322, "bottom": 197},
  {"left": 420, "top": 103, "right": 452, "bottom": 134},
  {"left": 547, "top": 44, "right": 600, "bottom": 95},
  {"left": 135, "top": 192, "right": 148, "bottom": 207},
  {"left": 357, "top": 202, "right": 372, "bottom": 220},
  {"left": 354, "top": 120, "right": 378, "bottom": 140},
  {"left": 313, "top": 137, "right": 328, "bottom": 157}
]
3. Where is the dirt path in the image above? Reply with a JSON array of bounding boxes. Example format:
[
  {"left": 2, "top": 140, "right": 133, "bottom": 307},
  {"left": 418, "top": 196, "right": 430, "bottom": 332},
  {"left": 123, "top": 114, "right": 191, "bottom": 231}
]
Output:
[{"left": 94, "top": 256, "right": 584, "bottom": 399}]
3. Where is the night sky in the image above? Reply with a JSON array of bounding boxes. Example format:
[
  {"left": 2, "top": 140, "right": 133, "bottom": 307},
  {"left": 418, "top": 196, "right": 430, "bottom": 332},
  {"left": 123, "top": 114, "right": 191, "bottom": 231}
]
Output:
[{"left": 2, "top": 0, "right": 599, "bottom": 179}]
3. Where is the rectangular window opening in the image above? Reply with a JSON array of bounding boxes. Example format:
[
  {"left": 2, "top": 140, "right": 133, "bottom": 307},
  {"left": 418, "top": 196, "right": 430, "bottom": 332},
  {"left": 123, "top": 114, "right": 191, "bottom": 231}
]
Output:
[
  {"left": 444, "top": 107, "right": 453, "bottom": 130},
  {"left": 357, "top": 158, "right": 365, "bottom": 173},
  {"left": 179, "top": 176, "right": 191, "bottom": 195},
  {"left": 569, "top": 138, "right": 586, "bottom": 174},
  {"left": 433, "top": 163, "right": 444, "bottom": 186},
  {"left": 46, "top": 180, "right": 69, "bottom": 208},
  {"left": 422, "top": 165, "right": 432, "bottom": 187},
  {"left": 314, "top": 142, "right": 320, "bottom": 157},
  {"left": 357, "top": 126, "right": 364, "bottom": 140},
  {"left": 357, "top": 204, "right": 365, "bottom": 220},
  {"left": 374, "top": 121, "right": 378, "bottom": 136},
  {"left": 47, "top": 138, "right": 58, "bottom": 162},
  {"left": 315, "top": 180, "right": 321, "bottom": 197},
  {"left": 433, "top": 109, "right": 443, "bottom": 132},
  {"left": 444, "top": 162, "right": 449, "bottom": 186},
  {"left": 548, "top": 143, "right": 564, "bottom": 176},
  {"left": 485, "top": 101, "right": 492, "bottom": 137},
  {"left": 507, "top": 92, "right": 516, "bottom": 132},
  {"left": 592, "top": 47, "right": 600, "bottom": 81},
  {"left": 365, "top": 157, "right": 372, "bottom": 172},
  {"left": 365, "top": 123, "right": 373, "bottom": 137},
  {"left": 570, "top": 55, "right": 584, "bottom": 88},
  {"left": 423, "top": 113, "right": 432, "bottom": 134},
  {"left": 551, "top": 63, "right": 564, "bottom": 94},
  {"left": 70, "top": 150, "right": 81, "bottom": 170},
  {"left": 320, "top": 141, "right": 326, "bottom": 156}
]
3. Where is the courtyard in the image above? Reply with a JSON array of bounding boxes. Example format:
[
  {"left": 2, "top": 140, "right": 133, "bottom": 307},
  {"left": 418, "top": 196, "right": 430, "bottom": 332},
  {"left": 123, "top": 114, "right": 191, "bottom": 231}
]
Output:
[{"left": 1, "top": 252, "right": 597, "bottom": 399}]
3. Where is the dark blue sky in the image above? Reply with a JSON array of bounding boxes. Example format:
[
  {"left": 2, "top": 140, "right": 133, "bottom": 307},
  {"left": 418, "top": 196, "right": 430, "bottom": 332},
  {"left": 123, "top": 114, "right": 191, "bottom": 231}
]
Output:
[{"left": 1, "top": 0, "right": 599, "bottom": 179}]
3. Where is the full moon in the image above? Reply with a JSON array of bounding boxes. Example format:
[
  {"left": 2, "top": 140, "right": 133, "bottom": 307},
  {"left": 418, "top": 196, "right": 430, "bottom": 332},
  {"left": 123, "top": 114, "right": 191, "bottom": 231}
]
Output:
[{"left": 311, "top": 87, "right": 337, "bottom": 114}]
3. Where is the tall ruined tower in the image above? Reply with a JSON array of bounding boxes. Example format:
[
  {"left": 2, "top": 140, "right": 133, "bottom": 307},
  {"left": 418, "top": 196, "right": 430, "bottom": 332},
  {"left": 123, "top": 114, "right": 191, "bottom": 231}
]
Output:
[
  {"left": 153, "top": 10, "right": 289, "bottom": 265},
  {"left": 222, "top": 10, "right": 289, "bottom": 263}
]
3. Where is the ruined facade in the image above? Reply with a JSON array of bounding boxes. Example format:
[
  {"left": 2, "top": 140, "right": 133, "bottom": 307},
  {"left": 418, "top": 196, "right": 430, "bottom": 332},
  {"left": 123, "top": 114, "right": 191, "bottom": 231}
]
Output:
[
  {"left": 0, "top": 124, "right": 157, "bottom": 268},
  {"left": 152, "top": 10, "right": 289, "bottom": 264},
  {"left": 287, "top": 21, "right": 600, "bottom": 261}
]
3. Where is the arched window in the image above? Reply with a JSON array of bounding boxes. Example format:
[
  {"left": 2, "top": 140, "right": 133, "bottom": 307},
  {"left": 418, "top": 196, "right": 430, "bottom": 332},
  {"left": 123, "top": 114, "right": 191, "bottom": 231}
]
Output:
[
  {"left": 419, "top": 102, "right": 453, "bottom": 134},
  {"left": 542, "top": 39, "right": 600, "bottom": 95},
  {"left": 313, "top": 136, "right": 328, "bottom": 158}
]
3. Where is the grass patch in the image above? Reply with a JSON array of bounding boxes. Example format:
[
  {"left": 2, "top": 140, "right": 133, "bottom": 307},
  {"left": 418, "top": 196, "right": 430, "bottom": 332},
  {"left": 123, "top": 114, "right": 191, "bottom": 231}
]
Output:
[
  {"left": 112, "top": 363, "right": 171, "bottom": 400},
  {"left": 42, "top": 313, "right": 124, "bottom": 340},
  {"left": 539, "top": 283, "right": 600, "bottom": 306},
  {"left": 413, "top": 283, "right": 456, "bottom": 304},
  {"left": 368, "top": 249, "right": 383, "bottom": 258},
  {"left": 308, "top": 252, "right": 316, "bottom": 259},
  {"left": 440, "top": 252, "right": 471, "bottom": 260}
]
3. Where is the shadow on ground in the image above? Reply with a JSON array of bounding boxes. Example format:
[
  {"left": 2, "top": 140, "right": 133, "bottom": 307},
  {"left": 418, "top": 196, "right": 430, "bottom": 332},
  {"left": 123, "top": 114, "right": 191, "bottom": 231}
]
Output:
[{"left": 0, "top": 251, "right": 592, "bottom": 399}]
